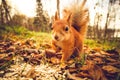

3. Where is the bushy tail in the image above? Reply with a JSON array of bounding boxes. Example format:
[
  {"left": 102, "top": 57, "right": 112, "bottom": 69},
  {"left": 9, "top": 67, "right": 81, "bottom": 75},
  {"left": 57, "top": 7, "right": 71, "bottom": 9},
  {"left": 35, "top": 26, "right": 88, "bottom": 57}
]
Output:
[{"left": 63, "top": 0, "right": 89, "bottom": 36}]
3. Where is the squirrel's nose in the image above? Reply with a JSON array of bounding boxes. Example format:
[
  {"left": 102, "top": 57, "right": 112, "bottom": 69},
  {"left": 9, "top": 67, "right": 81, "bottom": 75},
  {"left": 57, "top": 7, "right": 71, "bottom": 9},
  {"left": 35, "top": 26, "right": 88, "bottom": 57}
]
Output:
[{"left": 54, "top": 35, "right": 59, "bottom": 40}]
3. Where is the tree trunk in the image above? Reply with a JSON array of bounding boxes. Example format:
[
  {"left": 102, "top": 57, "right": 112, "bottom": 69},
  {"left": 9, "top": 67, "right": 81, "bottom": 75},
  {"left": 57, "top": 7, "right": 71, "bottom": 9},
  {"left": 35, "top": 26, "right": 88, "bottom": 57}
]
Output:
[
  {"left": 104, "top": 1, "right": 111, "bottom": 41},
  {"left": 0, "top": 4, "right": 4, "bottom": 24},
  {"left": 57, "top": 0, "right": 60, "bottom": 18},
  {"left": 0, "top": 0, "right": 12, "bottom": 24}
]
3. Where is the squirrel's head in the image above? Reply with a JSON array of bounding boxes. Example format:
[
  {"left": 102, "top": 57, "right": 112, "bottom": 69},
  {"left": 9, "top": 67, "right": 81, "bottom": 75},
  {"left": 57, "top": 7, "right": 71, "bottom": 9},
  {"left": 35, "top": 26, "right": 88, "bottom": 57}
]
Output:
[{"left": 51, "top": 12, "right": 72, "bottom": 42}]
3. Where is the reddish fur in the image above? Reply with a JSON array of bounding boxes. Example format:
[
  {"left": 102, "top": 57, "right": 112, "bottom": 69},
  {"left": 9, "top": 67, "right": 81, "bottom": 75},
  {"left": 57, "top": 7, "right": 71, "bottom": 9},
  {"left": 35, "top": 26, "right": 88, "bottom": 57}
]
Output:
[{"left": 51, "top": 0, "right": 89, "bottom": 64}]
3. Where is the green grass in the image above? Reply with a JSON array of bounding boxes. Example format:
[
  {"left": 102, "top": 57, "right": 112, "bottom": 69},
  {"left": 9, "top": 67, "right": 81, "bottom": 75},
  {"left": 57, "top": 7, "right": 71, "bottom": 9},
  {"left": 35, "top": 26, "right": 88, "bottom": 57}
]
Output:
[
  {"left": 0, "top": 26, "right": 52, "bottom": 49},
  {"left": 0, "top": 26, "right": 119, "bottom": 50},
  {"left": 85, "top": 39, "right": 119, "bottom": 50}
]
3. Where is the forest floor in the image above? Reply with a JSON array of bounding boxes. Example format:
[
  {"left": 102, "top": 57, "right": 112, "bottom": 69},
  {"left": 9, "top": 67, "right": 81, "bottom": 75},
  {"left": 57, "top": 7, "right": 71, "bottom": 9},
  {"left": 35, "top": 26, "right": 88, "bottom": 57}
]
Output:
[{"left": 0, "top": 26, "right": 120, "bottom": 80}]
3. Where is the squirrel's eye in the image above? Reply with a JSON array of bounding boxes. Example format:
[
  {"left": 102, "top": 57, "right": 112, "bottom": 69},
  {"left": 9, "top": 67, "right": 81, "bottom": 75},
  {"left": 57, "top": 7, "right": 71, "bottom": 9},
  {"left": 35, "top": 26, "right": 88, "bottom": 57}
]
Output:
[{"left": 65, "top": 26, "right": 69, "bottom": 31}]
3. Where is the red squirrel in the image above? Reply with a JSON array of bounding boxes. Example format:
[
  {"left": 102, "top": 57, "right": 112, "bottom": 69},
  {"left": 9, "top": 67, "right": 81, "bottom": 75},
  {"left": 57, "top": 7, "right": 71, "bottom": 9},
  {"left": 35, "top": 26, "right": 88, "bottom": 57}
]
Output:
[{"left": 51, "top": 0, "right": 89, "bottom": 65}]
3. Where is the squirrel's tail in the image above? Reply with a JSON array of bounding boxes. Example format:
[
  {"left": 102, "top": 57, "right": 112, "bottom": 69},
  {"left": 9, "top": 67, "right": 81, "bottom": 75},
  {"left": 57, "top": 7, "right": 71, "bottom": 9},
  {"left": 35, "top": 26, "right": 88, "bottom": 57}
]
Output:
[{"left": 63, "top": 0, "right": 89, "bottom": 37}]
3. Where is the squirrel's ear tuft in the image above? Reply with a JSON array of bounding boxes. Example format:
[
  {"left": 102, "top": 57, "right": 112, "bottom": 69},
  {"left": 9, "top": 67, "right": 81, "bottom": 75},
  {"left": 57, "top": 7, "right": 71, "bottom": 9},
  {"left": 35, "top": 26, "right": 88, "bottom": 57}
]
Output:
[
  {"left": 54, "top": 11, "right": 59, "bottom": 21},
  {"left": 66, "top": 13, "right": 72, "bottom": 25}
]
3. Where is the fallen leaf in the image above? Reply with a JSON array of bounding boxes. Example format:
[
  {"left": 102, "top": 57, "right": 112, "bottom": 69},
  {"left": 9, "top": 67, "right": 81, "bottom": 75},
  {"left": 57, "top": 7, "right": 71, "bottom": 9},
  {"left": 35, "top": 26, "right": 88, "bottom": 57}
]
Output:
[
  {"left": 107, "top": 61, "right": 120, "bottom": 68},
  {"left": 83, "top": 45, "right": 91, "bottom": 54},
  {"left": 80, "top": 60, "right": 107, "bottom": 80},
  {"left": 25, "top": 39, "right": 36, "bottom": 46},
  {"left": 100, "top": 51, "right": 112, "bottom": 56},
  {"left": 67, "top": 67, "right": 79, "bottom": 73},
  {"left": 75, "top": 72, "right": 91, "bottom": 79},
  {"left": 102, "top": 65, "right": 120, "bottom": 74},
  {"left": 30, "top": 58, "right": 41, "bottom": 65},
  {"left": 93, "top": 57, "right": 104, "bottom": 64},
  {"left": 88, "top": 52, "right": 105, "bottom": 58},
  {"left": 0, "top": 54, "right": 6, "bottom": 59},
  {"left": 40, "top": 43, "right": 51, "bottom": 49},
  {"left": 93, "top": 47, "right": 102, "bottom": 52},
  {"left": 105, "top": 57, "right": 117, "bottom": 62},
  {"left": 6, "top": 46, "right": 15, "bottom": 53},
  {"left": 50, "top": 57, "right": 60, "bottom": 64},
  {"left": 26, "top": 67, "right": 38, "bottom": 78},
  {"left": 45, "top": 49, "right": 56, "bottom": 58},
  {"left": 66, "top": 70, "right": 87, "bottom": 80}
]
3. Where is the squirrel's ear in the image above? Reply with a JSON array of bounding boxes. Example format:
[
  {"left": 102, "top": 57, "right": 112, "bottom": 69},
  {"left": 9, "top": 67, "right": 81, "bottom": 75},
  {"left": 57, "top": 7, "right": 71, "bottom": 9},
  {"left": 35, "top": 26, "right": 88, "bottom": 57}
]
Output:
[
  {"left": 54, "top": 11, "right": 59, "bottom": 21},
  {"left": 66, "top": 13, "right": 72, "bottom": 25}
]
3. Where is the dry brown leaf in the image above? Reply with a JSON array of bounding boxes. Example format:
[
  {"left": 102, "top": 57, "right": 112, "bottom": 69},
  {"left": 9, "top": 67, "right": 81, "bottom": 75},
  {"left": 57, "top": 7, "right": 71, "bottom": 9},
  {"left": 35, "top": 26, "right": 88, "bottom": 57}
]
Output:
[
  {"left": 107, "top": 61, "right": 120, "bottom": 67},
  {"left": 88, "top": 52, "right": 105, "bottom": 58},
  {"left": 83, "top": 45, "right": 91, "bottom": 53},
  {"left": 80, "top": 60, "right": 107, "bottom": 80},
  {"left": 29, "top": 57, "right": 41, "bottom": 65},
  {"left": 50, "top": 57, "right": 60, "bottom": 64},
  {"left": 32, "top": 54, "right": 43, "bottom": 59},
  {"left": 106, "top": 57, "right": 117, "bottom": 62},
  {"left": 6, "top": 46, "right": 15, "bottom": 53},
  {"left": 66, "top": 70, "right": 87, "bottom": 80},
  {"left": 45, "top": 49, "right": 57, "bottom": 58},
  {"left": 102, "top": 65, "right": 120, "bottom": 74},
  {"left": 66, "top": 67, "right": 79, "bottom": 73},
  {"left": 94, "top": 52, "right": 105, "bottom": 57},
  {"left": 40, "top": 43, "right": 51, "bottom": 49},
  {"left": 26, "top": 67, "right": 38, "bottom": 78},
  {"left": 25, "top": 39, "right": 36, "bottom": 46},
  {"left": 76, "top": 72, "right": 91, "bottom": 78},
  {"left": 0, "top": 54, "right": 6, "bottom": 59},
  {"left": 0, "top": 55, "right": 13, "bottom": 67},
  {"left": 93, "top": 47, "right": 102, "bottom": 52},
  {"left": 100, "top": 51, "right": 112, "bottom": 56},
  {"left": 93, "top": 57, "right": 104, "bottom": 64}
]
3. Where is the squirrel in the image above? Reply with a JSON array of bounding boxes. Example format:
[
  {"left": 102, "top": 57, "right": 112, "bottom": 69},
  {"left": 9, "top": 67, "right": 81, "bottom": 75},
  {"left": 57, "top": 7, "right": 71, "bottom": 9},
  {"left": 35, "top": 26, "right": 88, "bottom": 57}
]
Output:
[{"left": 51, "top": 0, "right": 89, "bottom": 65}]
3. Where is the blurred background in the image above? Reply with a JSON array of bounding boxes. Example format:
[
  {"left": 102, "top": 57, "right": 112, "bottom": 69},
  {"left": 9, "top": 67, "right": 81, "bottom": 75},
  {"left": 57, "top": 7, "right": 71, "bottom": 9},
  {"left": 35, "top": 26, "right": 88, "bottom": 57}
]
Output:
[{"left": 0, "top": 0, "right": 120, "bottom": 42}]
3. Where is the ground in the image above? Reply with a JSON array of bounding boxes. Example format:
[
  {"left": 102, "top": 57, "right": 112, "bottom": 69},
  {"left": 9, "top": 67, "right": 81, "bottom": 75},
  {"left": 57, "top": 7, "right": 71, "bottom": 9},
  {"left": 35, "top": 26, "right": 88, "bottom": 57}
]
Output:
[{"left": 0, "top": 26, "right": 120, "bottom": 80}]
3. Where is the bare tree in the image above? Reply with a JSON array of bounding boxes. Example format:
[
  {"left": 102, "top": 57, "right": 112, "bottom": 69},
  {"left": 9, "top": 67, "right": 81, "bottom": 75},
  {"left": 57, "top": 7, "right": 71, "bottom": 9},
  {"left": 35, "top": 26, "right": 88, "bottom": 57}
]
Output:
[
  {"left": 57, "top": 0, "right": 60, "bottom": 18},
  {"left": 0, "top": 0, "right": 12, "bottom": 25},
  {"left": 104, "top": 0, "right": 117, "bottom": 41},
  {"left": 93, "top": 1, "right": 103, "bottom": 40},
  {"left": 104, "top": 3, "right": 110, "bottom": 41},
  {"left": 33, "top": 0, "right": 50, "bottom": 31}
]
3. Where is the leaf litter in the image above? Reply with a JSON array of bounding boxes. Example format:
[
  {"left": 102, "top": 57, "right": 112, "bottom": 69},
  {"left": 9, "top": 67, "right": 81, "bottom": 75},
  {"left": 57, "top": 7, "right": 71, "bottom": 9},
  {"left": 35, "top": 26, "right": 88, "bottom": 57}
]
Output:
[{"left": 0, "top": 39, "right": 120, "bottom": 80}]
